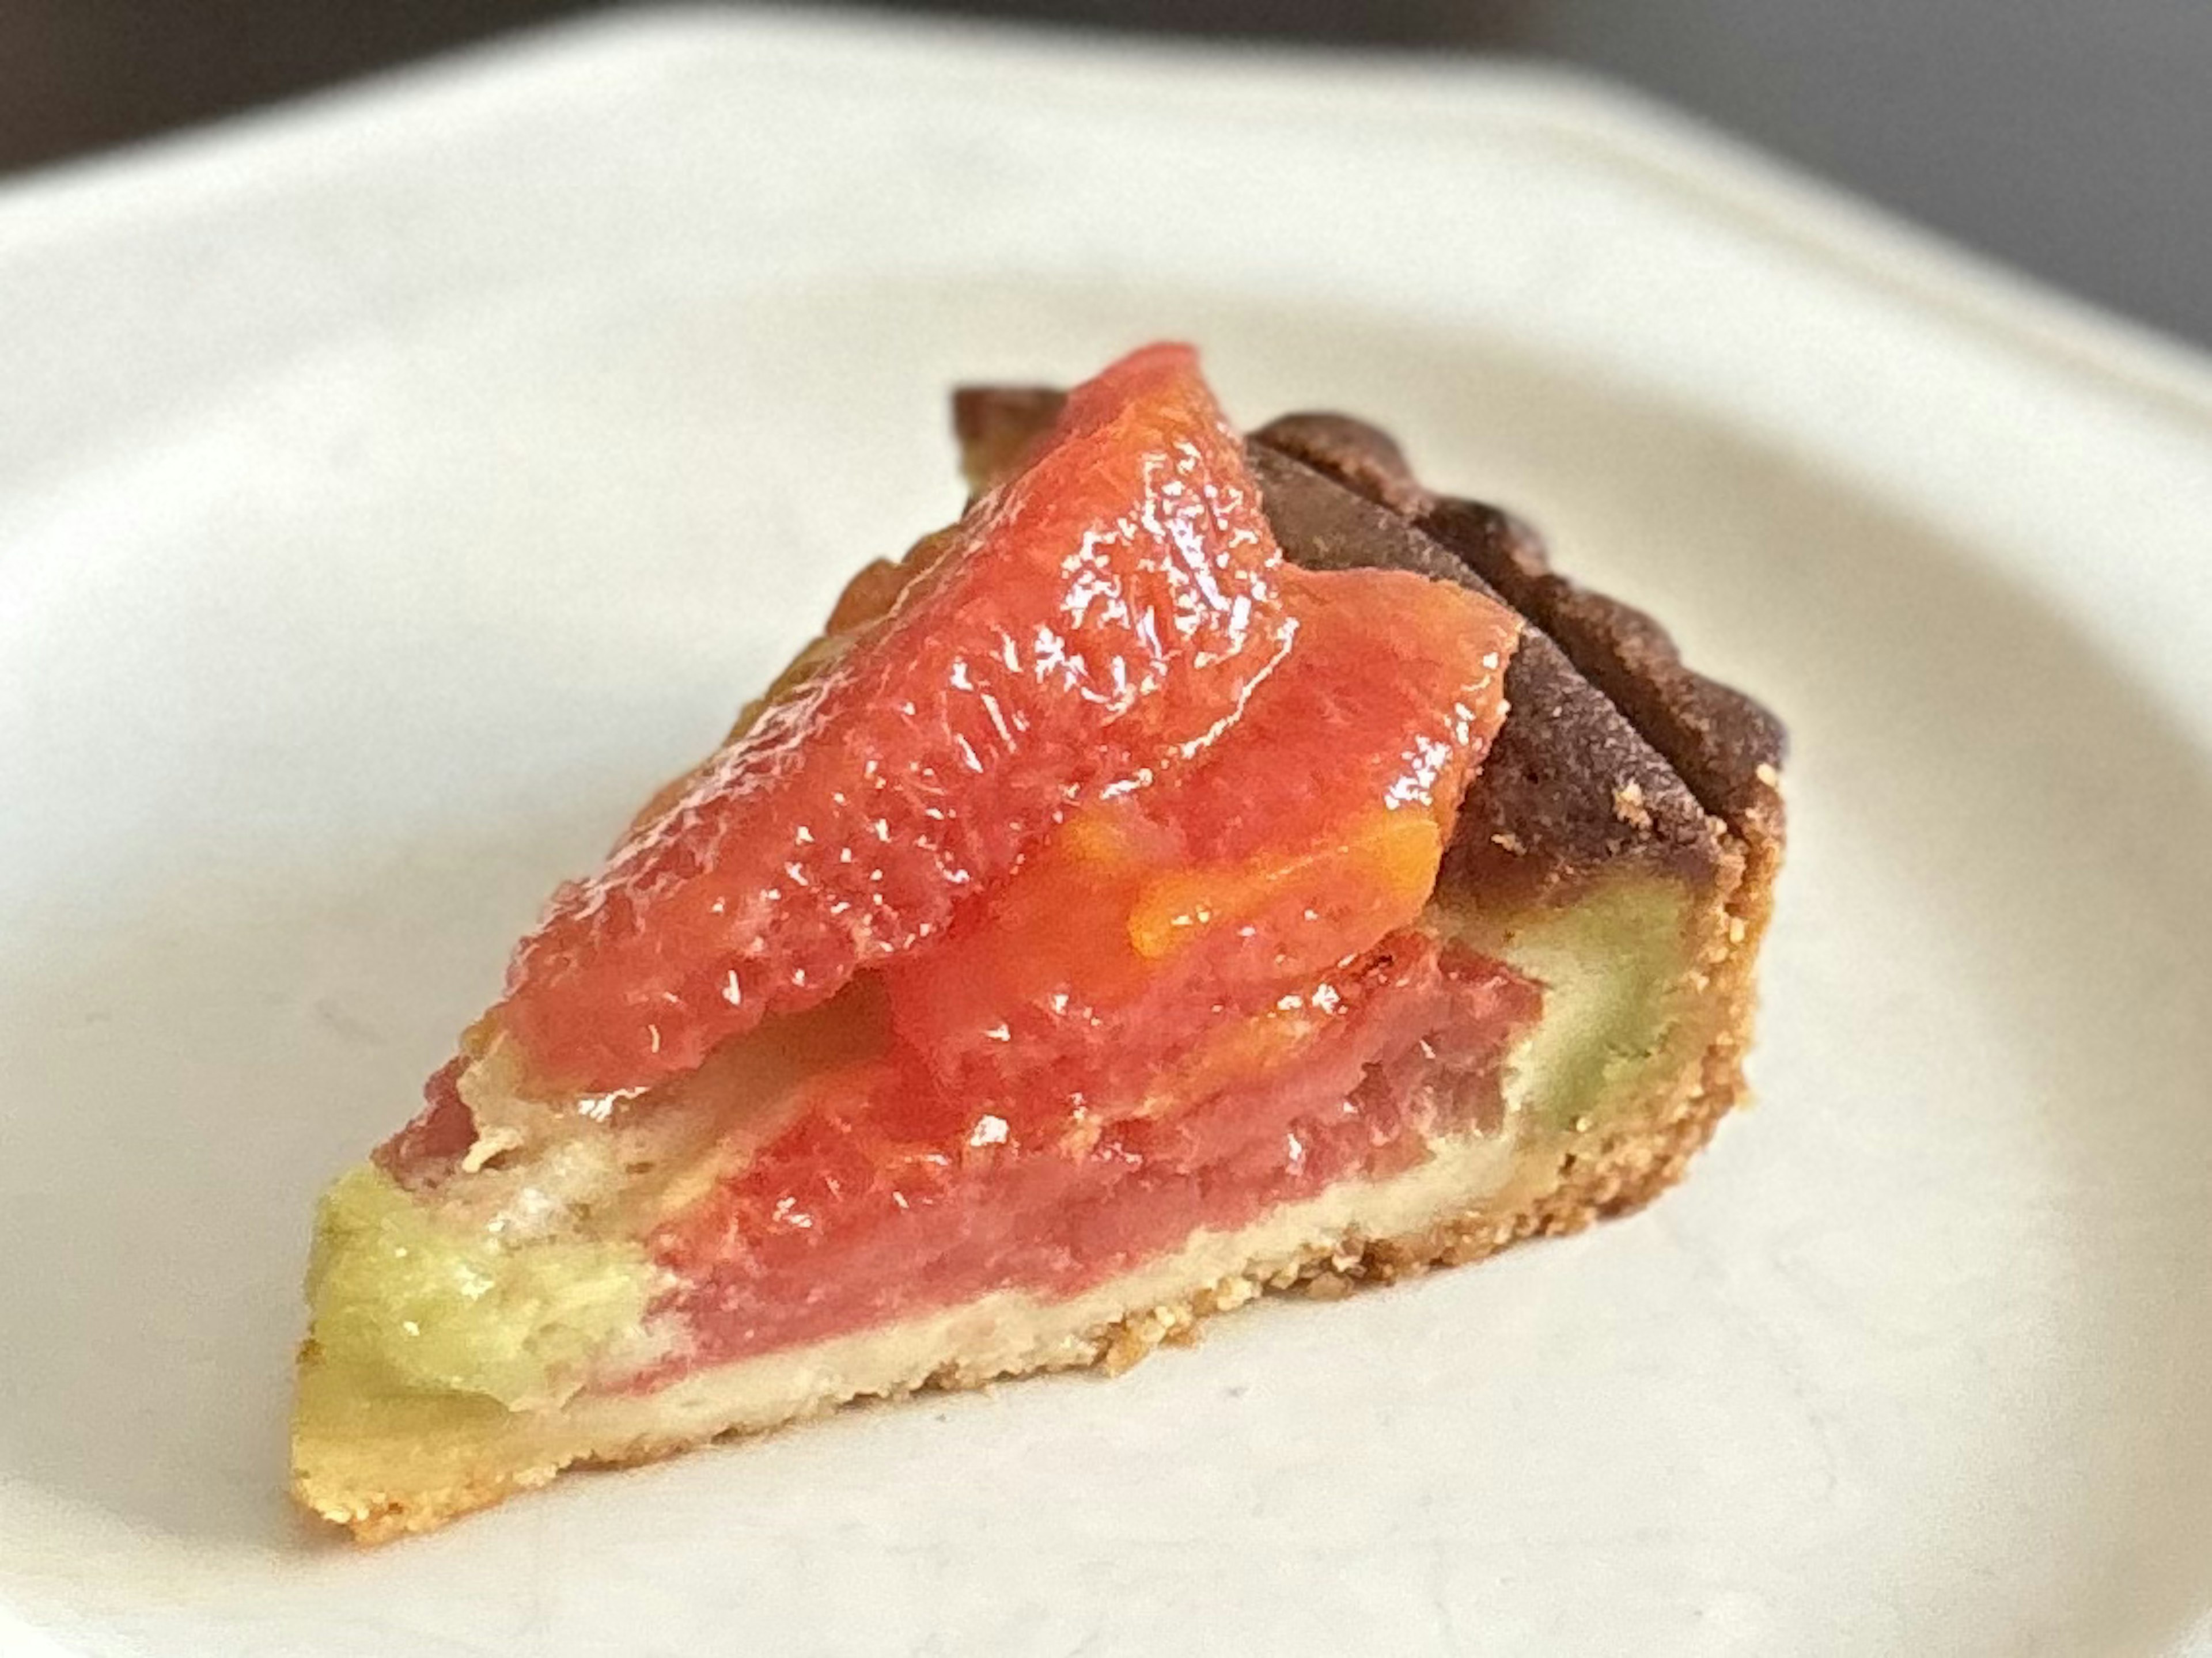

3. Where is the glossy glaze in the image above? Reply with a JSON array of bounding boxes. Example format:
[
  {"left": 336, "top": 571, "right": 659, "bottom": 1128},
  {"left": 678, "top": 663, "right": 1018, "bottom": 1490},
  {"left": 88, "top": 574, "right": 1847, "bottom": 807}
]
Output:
[
  {"left": 499, "top": 344, "right": 1291, "bottom": 1093},
  {"left": 645, "top": 936, "right": 1540, "bottom": 1375},
  {"left": 644, "top": 559, "right": 1527, "bottom": 1369}
]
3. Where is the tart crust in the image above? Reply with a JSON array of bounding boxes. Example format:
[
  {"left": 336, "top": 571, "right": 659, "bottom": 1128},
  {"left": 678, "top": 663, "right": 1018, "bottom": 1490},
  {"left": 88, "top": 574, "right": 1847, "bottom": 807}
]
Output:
[
  {"left": 297, "top": 1038, "right": 1735, "bottom": 1545},
  {"left": 294, "top": 397, "right": 1785, "bottom": 1542}
]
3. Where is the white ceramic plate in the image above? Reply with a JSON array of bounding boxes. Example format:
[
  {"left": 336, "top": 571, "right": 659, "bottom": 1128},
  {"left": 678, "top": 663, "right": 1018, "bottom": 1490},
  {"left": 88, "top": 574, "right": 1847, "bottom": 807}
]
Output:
[{"left": 4, "top": 11, "right": 2210, "bottom": 1655}]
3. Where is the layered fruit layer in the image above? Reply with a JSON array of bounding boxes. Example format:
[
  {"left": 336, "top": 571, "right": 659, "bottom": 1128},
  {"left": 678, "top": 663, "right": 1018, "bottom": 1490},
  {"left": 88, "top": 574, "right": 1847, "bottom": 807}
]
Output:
[
  {"left": 498, "top": 343, "right": 1294, "bottom": 1095},
  {"left": 306, "top": 344, "right": 1536, "bottom": 1435},
  {"left": 643, "top": 930, "right": 1539, "bottom": 1376}
]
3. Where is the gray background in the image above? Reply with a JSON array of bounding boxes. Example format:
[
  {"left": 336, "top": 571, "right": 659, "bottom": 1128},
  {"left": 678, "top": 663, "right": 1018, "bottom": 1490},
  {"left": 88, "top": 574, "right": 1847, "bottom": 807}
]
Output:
[{"left": 4, "top": 1, "right": 2209, "bottom": 348}]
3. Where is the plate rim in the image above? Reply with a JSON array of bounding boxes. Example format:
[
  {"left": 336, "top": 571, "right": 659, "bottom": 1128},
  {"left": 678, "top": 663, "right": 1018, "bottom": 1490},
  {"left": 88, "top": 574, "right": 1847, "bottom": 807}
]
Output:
[
  {"left": 2, "top": 10, "right": 2209, "bottom": 1655},
  {"left": 2, "top": 4, "right": 2210, "bottom": 435}
]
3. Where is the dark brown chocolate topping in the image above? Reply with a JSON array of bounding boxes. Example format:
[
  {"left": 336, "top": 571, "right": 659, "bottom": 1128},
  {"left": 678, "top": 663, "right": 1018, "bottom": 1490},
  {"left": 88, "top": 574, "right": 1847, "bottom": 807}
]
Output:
[
  {"left": 1247, "top": 446, "right": 1724, "bottom": 900},
  {"left": 950, "top": 388, "right": 1785, "bottom": 900},
  {"left": 1257, "top": 414, "right": 1785, "bottom": 856}
]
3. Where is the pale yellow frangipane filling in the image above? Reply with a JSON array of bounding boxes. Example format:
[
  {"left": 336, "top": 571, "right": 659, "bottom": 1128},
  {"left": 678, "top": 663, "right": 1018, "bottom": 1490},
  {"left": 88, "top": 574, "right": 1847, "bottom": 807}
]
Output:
[
  {"left": 301, "top": 877, "right": 1699, "bottom": 1421},
  {"left": 1443, "top": 879, "right": 1696, "bottom": 1130},
  {"left": 306, "top": 1165, "right": 662, "bottom": 1413}
]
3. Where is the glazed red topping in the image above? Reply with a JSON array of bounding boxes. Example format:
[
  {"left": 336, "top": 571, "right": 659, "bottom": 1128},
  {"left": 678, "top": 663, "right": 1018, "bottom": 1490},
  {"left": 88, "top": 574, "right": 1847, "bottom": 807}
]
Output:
[
  {"left": 446, "top": 343, "right": 1539, "bottom": 1373},
  {"left": 646, "top": 552, "right": 1528, "bottom": 1369},
  {"left": 647, "top": 935, "right": 1540, "bottom": 1372},
  {"left": 497, "top": 344, "right": 1291, "bottom": 1094},
  {"left": 881, "top": 563, "right": 1518, "bottom": 1114}
]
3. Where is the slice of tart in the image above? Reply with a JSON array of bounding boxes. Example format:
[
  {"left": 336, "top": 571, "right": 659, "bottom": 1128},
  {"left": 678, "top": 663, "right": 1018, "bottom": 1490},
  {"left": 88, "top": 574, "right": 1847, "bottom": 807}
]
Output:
[{"left": 294, "top": 344, "right": 1785, "bottom": 1541}]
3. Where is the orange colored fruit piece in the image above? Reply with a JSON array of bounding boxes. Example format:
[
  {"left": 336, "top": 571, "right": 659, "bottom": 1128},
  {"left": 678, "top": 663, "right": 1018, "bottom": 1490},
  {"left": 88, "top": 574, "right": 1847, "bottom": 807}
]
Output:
[
  {"left": 647, "top": 932, "right": 1543, "bottom": 1369},
  {"left": 497, "top": 344, "right": 1291, "bottom": 1095},
  {"left": 638, "top": 517, "right": 1528, "bottom": 1369},
  {"left": 881, "top": 563, "right": 1521, "bottom": 1116}
]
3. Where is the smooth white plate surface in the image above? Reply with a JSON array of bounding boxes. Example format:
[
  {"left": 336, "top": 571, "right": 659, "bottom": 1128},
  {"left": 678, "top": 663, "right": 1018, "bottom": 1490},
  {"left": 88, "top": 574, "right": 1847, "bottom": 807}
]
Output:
[{"left": 3, "top": 11, "right": 2211, "bottom": 1655}]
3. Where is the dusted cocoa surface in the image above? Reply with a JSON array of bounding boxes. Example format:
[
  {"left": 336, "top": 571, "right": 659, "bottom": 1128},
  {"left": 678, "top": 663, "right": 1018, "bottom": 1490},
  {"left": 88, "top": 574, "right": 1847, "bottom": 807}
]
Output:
[
  {"left": 1245, "top": 445, "right": 1727, "bottom": 903},
  {"left": 1255, "top": 412, "right": 1785, "bottom": 864},
  {"left": 302, "top": 382, "right": 1793, "bottom": 1541},
  {"left": 954, "top": 386, "right": 1779, "bottom": 902}
]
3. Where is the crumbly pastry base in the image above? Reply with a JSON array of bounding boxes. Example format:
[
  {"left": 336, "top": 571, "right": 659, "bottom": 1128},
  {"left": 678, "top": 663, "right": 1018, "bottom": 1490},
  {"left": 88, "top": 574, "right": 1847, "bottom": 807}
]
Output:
[
  {"left": 295, "top": 394, "right": 1787, "bottom": 1544},
  {"left": 296, "top": 846, "right": 1770, "bottom": 1544}
]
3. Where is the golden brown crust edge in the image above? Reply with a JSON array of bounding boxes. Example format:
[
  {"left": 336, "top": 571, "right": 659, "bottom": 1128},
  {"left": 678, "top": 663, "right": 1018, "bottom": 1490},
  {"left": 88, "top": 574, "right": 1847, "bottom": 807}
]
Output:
[
  {"left": 1239, "top": 409, "right": 1784, "bottom": 1215},
  {"left": 304, "top": 991, "right": 1759, "bottom": 1545},
  {"left": 299, "top": 397, "right": 1785, "bottom": 1543},
  {"left": 302, "top": 829, "right": 1769, "bottom": 1545},
  {"left": 316, "top": 1026, "right": 1764, "bottom": 1546}
]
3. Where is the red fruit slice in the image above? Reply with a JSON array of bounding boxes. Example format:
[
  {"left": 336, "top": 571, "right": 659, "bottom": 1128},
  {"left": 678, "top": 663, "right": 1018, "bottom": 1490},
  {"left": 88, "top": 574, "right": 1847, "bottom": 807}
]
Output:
[
  {"left": 639, "top": 559, "right": 1531, "bottom": 1370},
  {"left": 498, "top": 344, "right": 1290, "bottom": 1094},
  {"left": 881, "top": 563, "right": 1520, "bottom": 1116},
  {"left": 646, "top": 933, "right": 1542, "bottom": 1371}
]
